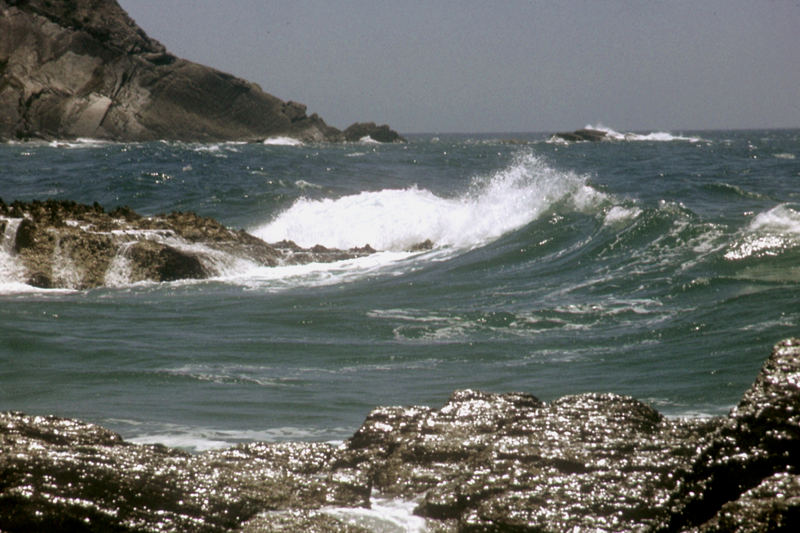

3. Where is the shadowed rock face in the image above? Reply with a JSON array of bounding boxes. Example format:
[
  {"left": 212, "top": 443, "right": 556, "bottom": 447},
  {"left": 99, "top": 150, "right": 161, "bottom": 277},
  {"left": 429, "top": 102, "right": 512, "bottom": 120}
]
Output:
[
  {"left": 0, "top": 0, "right": 401, "bottom": 143},
  {"left": 2, "top": 340, "right": 799, "bottom": 531},
  {"left": 550, "top": 128, "right": 610, "bottom": 142},
  {"left": 343, "top": 122, "right": 406, "bottom": 143},
  {"left": 0, "top": 199, "right": 376, "bottom": 289}
]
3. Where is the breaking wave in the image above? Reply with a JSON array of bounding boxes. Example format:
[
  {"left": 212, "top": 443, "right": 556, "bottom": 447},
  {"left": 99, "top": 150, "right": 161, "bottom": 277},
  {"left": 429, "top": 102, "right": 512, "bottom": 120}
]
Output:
[
  {"left": 725, "top": 204, "right": 800, "bottom": 260},
  {"left": 263, "top": 136, "right": 304, "bottom": 146},
  {"left": 589, "top": 124, "right": 704, "bottom": 142},
  {"left": 548, "top": 124, "right": 704, "bottom": 143},
  {"left": 251, "top": 153, "right": 606, "bottom": 251}
]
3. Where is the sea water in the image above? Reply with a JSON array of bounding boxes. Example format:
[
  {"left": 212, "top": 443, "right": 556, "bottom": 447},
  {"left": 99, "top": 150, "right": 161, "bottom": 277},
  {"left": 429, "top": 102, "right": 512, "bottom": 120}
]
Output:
[{"left": 1, "top": 128, "right": 799, "bottom": 451}]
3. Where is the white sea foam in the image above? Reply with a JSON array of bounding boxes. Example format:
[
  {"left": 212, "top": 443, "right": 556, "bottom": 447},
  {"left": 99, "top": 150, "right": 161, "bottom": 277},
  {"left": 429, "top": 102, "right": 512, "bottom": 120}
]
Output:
[
  {"left": 126, "top": 423, "right": 344, "bottom": 451},
  {"left": 252, "top": 153, "right": 598, "bottom": 252},
  {"left": 0, "top": 217, "right": 35, "bottom": 292},
  {"left": 294, "top": 179, "right": 322, "bottom": 190},
  {"left": 47, "top": 137, "right": 112, "bottom": 148},
  {"left": 748, "top": 204, "right": 800, "bottom": 234},
  {"left": 581, "top": 124, "right": 703, "bottom": 143},
  {"left": 323, "top": 492, "right": 427, "bottom": 533},
  {"left": 358, "top": 135, "right": 380, "bottom": 144},
  {"left": 725, "top": 204, "right": 800, "bottom": 260},
  {"left": 603, "top": 205, "right": 642, "bottom": 225},
  {"left": 158, "top": 363, "right": 294, "bottom": 387},
  {"left": 263, "top": 136, "right": 304, "bottom": 146},
  {"left": 224, "top": 250, "right": 417, "bottom": 291}
]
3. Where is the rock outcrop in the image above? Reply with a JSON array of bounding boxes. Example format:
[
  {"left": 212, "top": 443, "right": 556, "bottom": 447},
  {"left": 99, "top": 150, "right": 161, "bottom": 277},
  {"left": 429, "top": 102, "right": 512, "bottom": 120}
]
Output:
[
  {"left": 2, "top": 339, "right": 799, "bottom": 531},
  {"left": 0, "top": 199, "right": 376, "bottom": 289},
  {"left": 0, "top": 0, "right": 402, "bottom": 143},
  {"left": 343, "top": 122, "right": 406, "bottom": 143},
  {"left": 550, "top": 128, "right": 610, "bottom": 142}
]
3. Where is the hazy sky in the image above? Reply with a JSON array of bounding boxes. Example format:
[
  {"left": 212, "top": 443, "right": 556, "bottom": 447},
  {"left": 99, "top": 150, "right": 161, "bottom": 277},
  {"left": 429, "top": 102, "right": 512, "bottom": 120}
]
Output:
[{"left": 120, "top": 0, "right": 800, "bottom": 134}]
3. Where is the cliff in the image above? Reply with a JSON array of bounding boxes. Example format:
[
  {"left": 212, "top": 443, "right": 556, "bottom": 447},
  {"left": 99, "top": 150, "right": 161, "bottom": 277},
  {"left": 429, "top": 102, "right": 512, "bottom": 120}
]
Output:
[
  {"left": 0, "top": 0, "right": 402, "bottom": 143},
  {"left": 1, "top": 339, "right": 799, "bottom": 531}
]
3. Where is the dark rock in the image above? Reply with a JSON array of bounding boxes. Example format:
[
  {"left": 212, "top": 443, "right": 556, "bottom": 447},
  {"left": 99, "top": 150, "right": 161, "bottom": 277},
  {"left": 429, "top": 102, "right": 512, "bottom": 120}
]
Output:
[
  {"left": 408, "top": 239, "right": 434, "bottom": 252},
  {"left": 0, "top": 0, "right": 397, "bottom": 143},
  {"left": 654, "top": 338, "right": 800, "bottom": 532},
  {"left": 343, "top": 122, "right": 405, "bottom": 143},
  {"left": 0, "top": 200, "right": 378, "bottom": 289},
  {"left": 126, "top": 241, "right": 208, "bottom": 282},
  {"left": 12, "top": 217, "right": 37, "bottom": 251},
  {"left": 551, "top": 128, "right": 610, "bottom": 142},
  {"left": 1, "top": 339, "right": 799, "bottom": 531},
  {"left": 271, "top": 241, "right": 378, "bottom": 265}
]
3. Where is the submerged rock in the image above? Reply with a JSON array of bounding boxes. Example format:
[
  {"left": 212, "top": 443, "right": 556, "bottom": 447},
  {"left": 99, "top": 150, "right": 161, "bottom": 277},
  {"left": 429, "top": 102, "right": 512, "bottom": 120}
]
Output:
[
  {"left": 0, "top": 199, "right": 376, "bottom": 289},
  {"left": 2, "top": 339, "right": 799, "bottom": 531},
  {"left": 0, "top": 0, "right": 400, "bottom": 143}
]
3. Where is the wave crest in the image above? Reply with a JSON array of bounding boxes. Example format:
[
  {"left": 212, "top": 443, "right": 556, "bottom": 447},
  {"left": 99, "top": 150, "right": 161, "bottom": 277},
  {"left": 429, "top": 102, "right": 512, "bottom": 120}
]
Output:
[
  {"left": 725, "top": 204, "right": 800, "bottom": 260},
  {"left": 251, "top": 153, "right": 603, "bottom": 251}
]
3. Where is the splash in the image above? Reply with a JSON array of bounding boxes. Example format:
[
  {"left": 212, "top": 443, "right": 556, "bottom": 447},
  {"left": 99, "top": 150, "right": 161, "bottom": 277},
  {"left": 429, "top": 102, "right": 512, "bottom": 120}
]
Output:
[
  {"left": 0, "top": 217, "right": 28, "bottom": 291},
  {"left": 323, "top": 492, "right": 427, "bottom": 532},
  {"left": 263, "top": 136, "right": 304, "bottom": 146},
  {"left": 725, "top": 204, "right": 800, "bottom": 260},
  {"left": 47, "top": 138, "right": 113, "bottom": 148},
  {"left": 585, "top": 124, "right": 703, "bottom": 143},
  {"left": 251, "top": 153, "right": 602, "bottom": 251}
]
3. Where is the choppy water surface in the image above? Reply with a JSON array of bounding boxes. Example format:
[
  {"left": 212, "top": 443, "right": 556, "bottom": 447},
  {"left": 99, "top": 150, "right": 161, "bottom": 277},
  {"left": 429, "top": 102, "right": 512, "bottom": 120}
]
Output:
[{"left": 2, "top": 128, "right": 799, "bottom": 450}]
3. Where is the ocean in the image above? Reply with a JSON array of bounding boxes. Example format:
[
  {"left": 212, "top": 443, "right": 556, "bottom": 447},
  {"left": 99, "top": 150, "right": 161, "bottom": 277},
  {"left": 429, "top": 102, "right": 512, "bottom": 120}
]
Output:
[{"left": 1, "top": 127, "right": 799, "bottom": 452}]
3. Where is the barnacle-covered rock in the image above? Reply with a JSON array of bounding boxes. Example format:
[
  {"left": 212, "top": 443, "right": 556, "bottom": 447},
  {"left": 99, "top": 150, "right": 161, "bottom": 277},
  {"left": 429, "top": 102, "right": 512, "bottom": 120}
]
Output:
[{"left": 2, "top": 339, "right": 799, "bottom": 531}]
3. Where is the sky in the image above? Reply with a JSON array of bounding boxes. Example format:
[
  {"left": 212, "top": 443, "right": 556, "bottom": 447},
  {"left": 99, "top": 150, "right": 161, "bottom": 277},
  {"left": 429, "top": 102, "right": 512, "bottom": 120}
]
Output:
[{"left": 119, "top": 0, "right": 800, "bottom": 134}]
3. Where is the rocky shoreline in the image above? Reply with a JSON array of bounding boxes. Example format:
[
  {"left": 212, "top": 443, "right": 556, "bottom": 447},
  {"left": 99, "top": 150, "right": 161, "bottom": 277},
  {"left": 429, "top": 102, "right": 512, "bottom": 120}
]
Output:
[
  {"left": 2, "top": 339, "right": 798, "bottom": 531},
  {"left": 0, "top": 199, "right": 377, "bottom": 289},
  {"left": 0, "top": 0, "right": 403, "bottom": 144}
]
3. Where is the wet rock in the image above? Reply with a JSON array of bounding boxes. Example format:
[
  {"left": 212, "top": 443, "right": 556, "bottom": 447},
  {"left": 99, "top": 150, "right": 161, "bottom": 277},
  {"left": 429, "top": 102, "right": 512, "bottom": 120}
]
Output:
[
  {"left": 551, "top": 128, "right": 610, "bottom": 142},
  {"left": 408, "top": 239, "right": 435, "bottom": 252},
  {"left": 343, "top": 122, "right": 405, "bottom": 143},
  {"left": 1, "top": 339, "right": 799, "bottom": 531},
  {"left": 0, "top": 200, "right": 377, "bottom": 289},
  {"left": 654, "top": 338, "right": 800, "bottom": 532}
]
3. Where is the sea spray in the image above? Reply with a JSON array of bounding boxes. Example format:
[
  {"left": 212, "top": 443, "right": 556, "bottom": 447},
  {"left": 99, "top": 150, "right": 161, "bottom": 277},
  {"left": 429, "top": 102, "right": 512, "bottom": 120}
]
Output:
[
  {"left": 251, "top": 152, "right": 603, "bottom": 251},
  {"left": 0, "top": 217, "right": 26, "bottom": 289},
  {"left": 725, "top": 203, "right": 800, "bottom": 260},
  {"left": 583, "top": 124, "right": 704, "bottom": 142}
]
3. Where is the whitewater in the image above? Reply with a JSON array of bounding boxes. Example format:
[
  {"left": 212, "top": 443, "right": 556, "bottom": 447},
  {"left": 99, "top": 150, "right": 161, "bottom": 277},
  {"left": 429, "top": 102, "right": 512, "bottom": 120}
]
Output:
[
  {"left": 1, "top": 128, "right": 799, "bottom": 453},
  {"left": 251, "top": 152, "right": 603, "bottom": 253}
]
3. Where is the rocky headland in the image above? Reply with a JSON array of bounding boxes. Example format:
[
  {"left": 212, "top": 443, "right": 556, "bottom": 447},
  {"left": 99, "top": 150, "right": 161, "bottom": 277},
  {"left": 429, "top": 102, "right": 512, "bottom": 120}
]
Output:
[
  {"left": 0, "top": 0, "right": 403, "bottom": 143},
  {"left": 1, "top": 339, "right": 799, "bottom": 531},
  {"left": 0, "top": 199, "right": 377, "bottom": 289}
]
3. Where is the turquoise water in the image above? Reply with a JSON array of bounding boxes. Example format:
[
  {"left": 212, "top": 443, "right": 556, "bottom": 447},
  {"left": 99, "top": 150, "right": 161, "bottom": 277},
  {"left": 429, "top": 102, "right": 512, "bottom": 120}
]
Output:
[{"left": 2, "top": 129, "right": 799, "bottom": 450}]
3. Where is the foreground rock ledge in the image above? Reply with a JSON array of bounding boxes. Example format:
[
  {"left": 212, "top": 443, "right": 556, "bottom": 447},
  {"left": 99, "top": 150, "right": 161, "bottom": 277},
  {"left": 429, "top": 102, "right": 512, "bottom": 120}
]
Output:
[
  {"left": 0, "top": 199, "right": 376, "bottom": 289},
  {"left": 2, "top": 340, "right": 799, "bottom": 532}
]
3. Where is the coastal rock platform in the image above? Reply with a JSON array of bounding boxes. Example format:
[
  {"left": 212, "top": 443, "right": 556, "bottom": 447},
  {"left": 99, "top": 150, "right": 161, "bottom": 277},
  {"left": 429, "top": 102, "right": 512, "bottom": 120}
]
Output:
[
  {"left": 2, "top": 339, "right": 799, "bottom": 531},
  {"left": 0, "top": 199, "right": 376, "bottom": 289}
]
